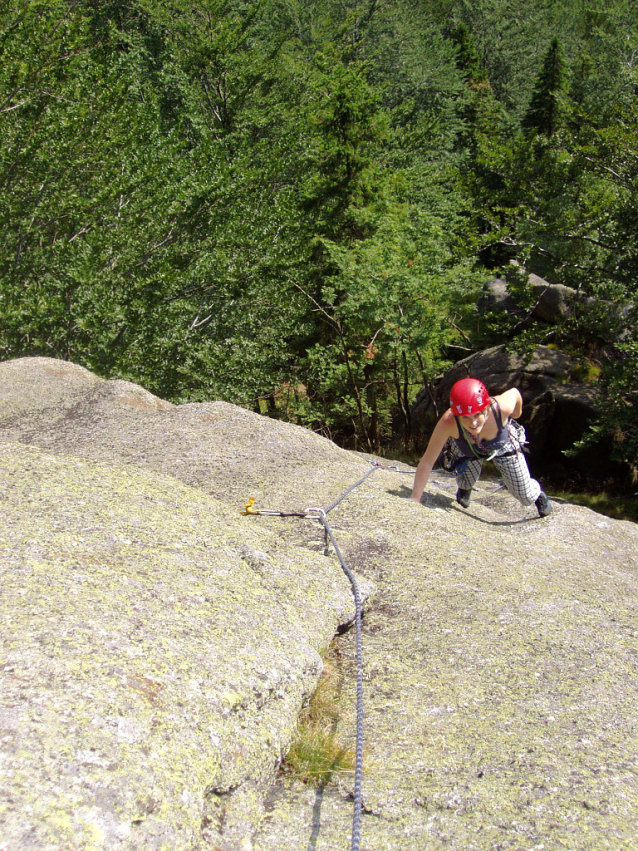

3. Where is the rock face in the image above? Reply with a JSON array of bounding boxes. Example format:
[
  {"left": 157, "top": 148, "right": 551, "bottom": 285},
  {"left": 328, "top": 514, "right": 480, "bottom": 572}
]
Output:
[
  {"left": 410, "top": 344, "right": 620, "bottom": 482},
  {"left": 479, "top": 273, "right": 580, "bottom": 326},
  {"left": 2, "top": 357, "right": 638, "bottom": 851},
  {"left": 527, "top": 273, "right": 580, "bottom": 324},
  {"left": 0, "top": 358, "right": 371, "bottom": 850}
]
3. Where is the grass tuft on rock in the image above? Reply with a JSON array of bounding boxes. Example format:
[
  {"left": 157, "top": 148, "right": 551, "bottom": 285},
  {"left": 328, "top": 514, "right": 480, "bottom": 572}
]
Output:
[
  {"left": 552, "top": 489, "right": 638, "bottom": 523},
  {"left": 284, "top": 646, "right": 355, "bottom": 785}
]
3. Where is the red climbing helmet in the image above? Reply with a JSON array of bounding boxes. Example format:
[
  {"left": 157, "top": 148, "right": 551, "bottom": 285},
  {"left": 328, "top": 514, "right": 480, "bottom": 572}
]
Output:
[{"left": 449, "top": 378, "right": 490, "bottom": 416}]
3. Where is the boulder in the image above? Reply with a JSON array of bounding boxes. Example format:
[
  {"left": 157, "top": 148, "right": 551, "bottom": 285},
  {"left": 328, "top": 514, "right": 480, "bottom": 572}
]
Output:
[
  {"left": 410, "top": 345, "right": 622, "bottom": 482},
  {"left": 412, "top": 344, "right": 578, "bottom": 423},
  {"left": 2, "top": 356, "right": 638, "bottom": 851},
  {"left": 477, "top": 277, "right": 522, "bottom": 316},
  {"left": 479, "top": 272, "right": 579, "bottom": 325},
  {"left": 527, "top": 273, "right": 579, "bottom": 324}
]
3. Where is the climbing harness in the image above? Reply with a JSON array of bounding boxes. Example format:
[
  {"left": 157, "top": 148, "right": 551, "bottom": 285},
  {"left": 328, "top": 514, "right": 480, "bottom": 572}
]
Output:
[
  {"left": 444, "top": 415, "right": 529, "bottom": 472},
  {"left": 241, "top": 460, "right": 412, "bottom": 851}
]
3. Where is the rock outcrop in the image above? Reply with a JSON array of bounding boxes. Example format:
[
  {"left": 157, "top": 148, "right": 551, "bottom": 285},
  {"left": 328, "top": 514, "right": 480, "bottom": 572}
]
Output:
[
  {"left": 479, "top": 273, "right": 580, "bottom": 326},
  {"left": 410, "top": 344, "right": 622, "bottom": 482},
  {"left": 2, "top": 357, "right": 638, "bottom": 851}
]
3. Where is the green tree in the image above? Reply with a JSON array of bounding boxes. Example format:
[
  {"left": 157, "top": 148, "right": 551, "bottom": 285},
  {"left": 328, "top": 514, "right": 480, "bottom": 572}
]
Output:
[
  {"left": 464, "top": 7, "right": 638, "bottom": 477},
  {"left": 290, "top": 31, "right": 478, "bottom": 449},
  {"left": 449, "top": 22, "right": 487, "bottom": 85},
  {"left": 522, "top": 37, "right": 568, "bottom": 138},
  {"left": 0, "top": 0, "right": 314, "bottom": 404}
]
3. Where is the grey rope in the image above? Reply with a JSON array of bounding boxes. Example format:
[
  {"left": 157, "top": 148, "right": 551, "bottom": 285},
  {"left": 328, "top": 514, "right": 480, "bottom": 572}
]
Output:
[
  {"left": 324, "top": 465, "right": 380, "bottom": 514},
  {"left": 241, "top": 459, "right": 412, "bottom": 850},
  {"left": 320, "top": 513, "right": 364, "bottom": 851}
]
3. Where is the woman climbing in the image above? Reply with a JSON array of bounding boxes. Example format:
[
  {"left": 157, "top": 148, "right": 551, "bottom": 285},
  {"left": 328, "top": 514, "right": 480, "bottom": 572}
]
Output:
[{"left": 409, "top": 377, "right": 552, "bottom": 517}]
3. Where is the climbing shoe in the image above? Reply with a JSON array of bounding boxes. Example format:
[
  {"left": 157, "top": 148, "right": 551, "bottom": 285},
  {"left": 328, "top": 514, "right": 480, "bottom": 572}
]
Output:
[
  {"left": 535, "top": 492, "right": 552, "bottom": 518},
  {"left": 456, "top": 488, "right": 472, "bottom": 508}
]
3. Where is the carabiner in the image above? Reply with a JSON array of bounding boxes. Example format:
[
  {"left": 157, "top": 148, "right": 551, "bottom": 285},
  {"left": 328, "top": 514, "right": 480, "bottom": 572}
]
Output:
[{"left": 303, "top": 507, "right": 327, "bottom": 520}]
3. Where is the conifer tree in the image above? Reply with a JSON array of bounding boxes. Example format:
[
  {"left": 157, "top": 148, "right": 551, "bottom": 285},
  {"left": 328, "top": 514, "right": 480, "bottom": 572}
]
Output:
[
  {"left": 450, "top": 22, "right": 486, "bottom": 85},
  {"left": 522, "top": 36, "right": 567, "bottom": 137}
]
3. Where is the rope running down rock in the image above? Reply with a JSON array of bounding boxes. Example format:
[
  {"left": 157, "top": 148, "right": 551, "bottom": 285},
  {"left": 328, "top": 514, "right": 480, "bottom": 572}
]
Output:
[{"left": 241, "top": 460, "right": 413, "bottom": 851}]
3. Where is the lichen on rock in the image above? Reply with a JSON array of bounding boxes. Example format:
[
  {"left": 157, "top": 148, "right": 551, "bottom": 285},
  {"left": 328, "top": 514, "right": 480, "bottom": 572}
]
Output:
[
  {"left": 0, "top": 437, "right": 366, "bottom": 850},
  {"left": 1, "top": 356, "right": 638, "bottom": 851}
]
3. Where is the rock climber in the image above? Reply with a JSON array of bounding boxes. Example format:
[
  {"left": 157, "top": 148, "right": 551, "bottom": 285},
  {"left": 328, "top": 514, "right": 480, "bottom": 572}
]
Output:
[{"left": 409, "top": 377, "right": 552, "bottom": 517}]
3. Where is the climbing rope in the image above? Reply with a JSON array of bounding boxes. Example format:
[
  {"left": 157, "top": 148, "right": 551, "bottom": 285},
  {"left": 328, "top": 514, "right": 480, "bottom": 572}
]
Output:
[
  {"left": 241, "top": 459, "right": 410, "bottom": 851},
  {"left": 241, "top": 459, "right": 509, "bottom": 847},
  {"left": 320, "top": 514, "right": 364, "bottom": 849}
]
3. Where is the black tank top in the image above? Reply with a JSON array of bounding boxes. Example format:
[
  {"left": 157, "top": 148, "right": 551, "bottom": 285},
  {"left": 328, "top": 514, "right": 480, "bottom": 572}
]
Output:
[{"left": 453, "top": 400, "right": 511, "bottom": 458}]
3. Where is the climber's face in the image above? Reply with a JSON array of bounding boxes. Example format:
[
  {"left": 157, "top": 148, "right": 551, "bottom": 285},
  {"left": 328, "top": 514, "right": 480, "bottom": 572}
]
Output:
[{"left": 459, "top": 408, "right": 489, "bottom": 436}]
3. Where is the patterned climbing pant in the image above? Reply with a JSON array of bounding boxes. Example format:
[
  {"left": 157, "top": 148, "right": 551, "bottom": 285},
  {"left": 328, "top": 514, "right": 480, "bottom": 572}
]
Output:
[{"left": 447, "top": 438, "right": 542, "bottom": 506}]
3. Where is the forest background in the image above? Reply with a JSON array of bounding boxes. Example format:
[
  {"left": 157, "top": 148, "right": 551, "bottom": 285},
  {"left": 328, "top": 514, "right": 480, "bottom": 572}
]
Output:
[{"left": 2, "top": 0, "right": 637, "bottom": 482}]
